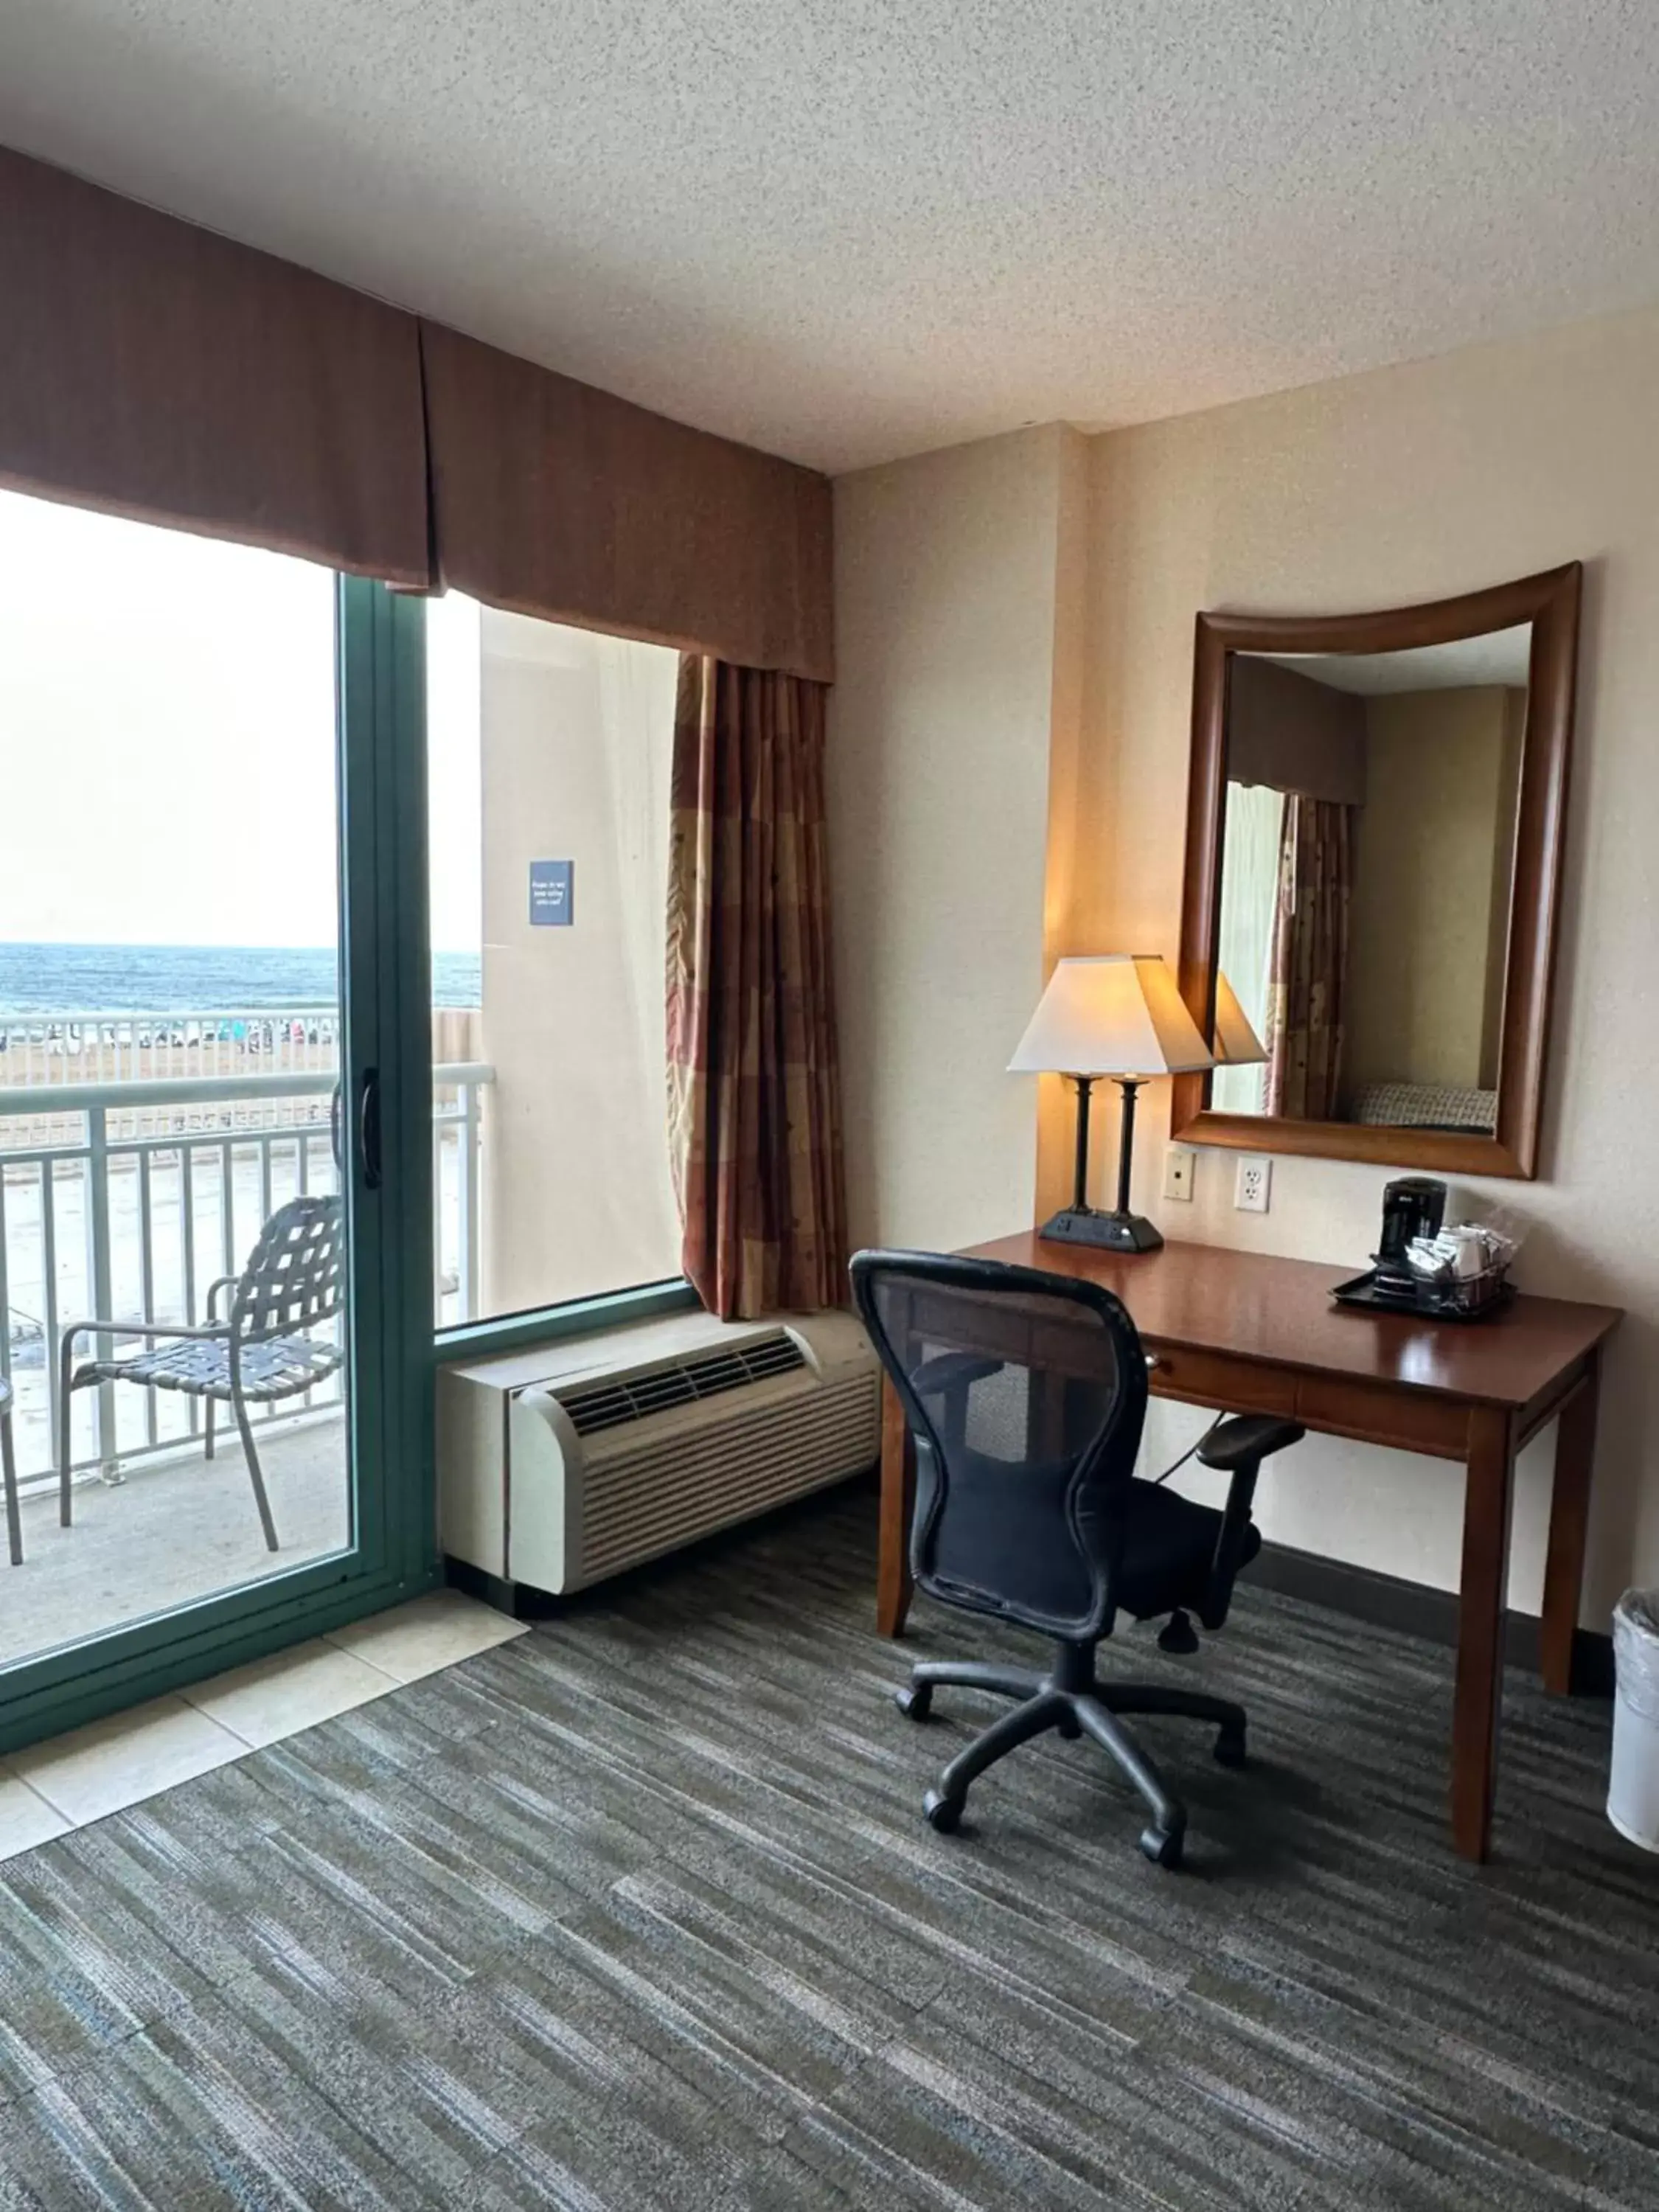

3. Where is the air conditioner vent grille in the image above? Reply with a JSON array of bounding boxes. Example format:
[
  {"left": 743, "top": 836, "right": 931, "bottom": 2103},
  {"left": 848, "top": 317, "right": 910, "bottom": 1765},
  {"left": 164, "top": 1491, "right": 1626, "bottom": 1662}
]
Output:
[{"left": 555, "top": 1331, "right": 807, "bottom": 1436}]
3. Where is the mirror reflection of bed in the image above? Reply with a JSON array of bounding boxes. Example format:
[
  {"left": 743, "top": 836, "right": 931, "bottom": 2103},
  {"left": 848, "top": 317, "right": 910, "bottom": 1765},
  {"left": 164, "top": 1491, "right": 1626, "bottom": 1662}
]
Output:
[{"left": 1213, "top": 624, "right": 1530, "bottom": 1134}]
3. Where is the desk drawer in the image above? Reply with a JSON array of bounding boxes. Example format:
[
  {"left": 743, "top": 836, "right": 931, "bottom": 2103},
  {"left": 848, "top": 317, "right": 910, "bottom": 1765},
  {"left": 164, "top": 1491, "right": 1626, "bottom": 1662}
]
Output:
[
  {"left": 1294, "top": 1372, "right": 1470, "bottom": 1458},
  {"left": 1150, "top": 1348, "right": 1470, "bottom": 1459},
  {"left": 1149, "top": 1345, "right": 1296, "bottom": 1418}
]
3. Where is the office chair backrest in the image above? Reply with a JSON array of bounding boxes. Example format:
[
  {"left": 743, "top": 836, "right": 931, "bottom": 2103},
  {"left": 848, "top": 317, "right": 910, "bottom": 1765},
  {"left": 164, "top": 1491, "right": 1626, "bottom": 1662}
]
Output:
[{"left": 851, "top": 1250, "right": 1150, "bottom": 1642}]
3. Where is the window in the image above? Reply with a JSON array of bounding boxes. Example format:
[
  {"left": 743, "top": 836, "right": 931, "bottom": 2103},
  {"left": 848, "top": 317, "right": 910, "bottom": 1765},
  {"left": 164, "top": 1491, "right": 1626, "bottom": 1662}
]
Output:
[{"left": 426, "top": 598, "right": 684, "bottom": 1328}]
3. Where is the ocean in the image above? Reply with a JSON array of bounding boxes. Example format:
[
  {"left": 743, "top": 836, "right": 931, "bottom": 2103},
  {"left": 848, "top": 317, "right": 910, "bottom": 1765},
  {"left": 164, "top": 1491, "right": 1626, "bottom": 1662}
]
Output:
[{"left": 0, "top": 943, "right": 481, "bottom": 1015}]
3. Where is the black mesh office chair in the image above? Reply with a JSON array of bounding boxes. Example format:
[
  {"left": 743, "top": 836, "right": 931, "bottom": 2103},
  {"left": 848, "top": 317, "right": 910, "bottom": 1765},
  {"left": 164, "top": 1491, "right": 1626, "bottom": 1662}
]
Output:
[{"left": 851, "top": 1249, "right": 1305, "bottom": 1867}]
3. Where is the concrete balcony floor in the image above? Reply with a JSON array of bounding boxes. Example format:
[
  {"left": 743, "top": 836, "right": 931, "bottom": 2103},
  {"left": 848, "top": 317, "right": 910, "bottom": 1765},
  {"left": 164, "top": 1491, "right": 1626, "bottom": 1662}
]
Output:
[{"left": 1, "top": 1413, "right": 349, "bottom": 1669}]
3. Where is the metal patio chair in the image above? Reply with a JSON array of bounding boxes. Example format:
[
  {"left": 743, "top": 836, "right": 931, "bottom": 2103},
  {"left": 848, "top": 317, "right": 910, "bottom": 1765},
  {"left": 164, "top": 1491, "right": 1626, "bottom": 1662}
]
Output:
[{"left": 58, "top": 1194, "right": 344, "bottom": 1553}]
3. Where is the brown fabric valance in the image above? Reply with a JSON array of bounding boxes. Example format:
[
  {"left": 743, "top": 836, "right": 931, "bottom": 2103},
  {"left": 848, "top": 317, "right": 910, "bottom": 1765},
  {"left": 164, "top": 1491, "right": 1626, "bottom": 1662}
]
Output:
[
  {"left": 0, "top": 148, "right": 834, "bottom": 675},
  {"left": 1228, "top": 655, "right": 1367, "bottom": 807},
  {"left": 421, "top": 322, "right": 834, "bottom": 684},
  {"left": 0, "top": 148, "right": 431, "bottom": 585}
]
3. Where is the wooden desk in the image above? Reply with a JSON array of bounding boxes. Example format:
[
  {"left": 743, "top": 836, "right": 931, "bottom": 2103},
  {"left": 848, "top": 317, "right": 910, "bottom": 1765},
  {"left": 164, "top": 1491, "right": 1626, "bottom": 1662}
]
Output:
[{"left": 876, "top": 1232, "right": 1621, "bottom": 1863}]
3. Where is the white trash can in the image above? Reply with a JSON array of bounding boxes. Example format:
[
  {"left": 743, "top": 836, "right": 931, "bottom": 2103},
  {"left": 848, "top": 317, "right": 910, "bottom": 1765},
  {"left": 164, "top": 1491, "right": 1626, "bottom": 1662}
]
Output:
[{"left": 1609, "top": 1589, "right": 1659, "bottom": 1851}]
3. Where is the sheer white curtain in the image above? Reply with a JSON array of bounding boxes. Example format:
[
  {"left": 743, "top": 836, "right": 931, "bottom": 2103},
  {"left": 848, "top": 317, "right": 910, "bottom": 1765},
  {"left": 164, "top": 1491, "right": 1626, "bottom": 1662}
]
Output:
[
  {"left": 1213, "top": 781, "right": 1284, "bottom": 1113},
  {"left": 463, "top": 609, "right": 682, "bottom": 1317},
  {"left": 594, "top": 630, "right": 678, "bottom": 1123}
]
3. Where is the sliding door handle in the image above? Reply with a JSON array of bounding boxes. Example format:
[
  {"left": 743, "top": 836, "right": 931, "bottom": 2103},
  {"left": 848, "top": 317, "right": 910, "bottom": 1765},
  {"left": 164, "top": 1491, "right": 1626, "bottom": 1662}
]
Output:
[
  {"left": 358, "top": 1068, "right": 383, "bottom": 1191},
  {"left": 329, "top": 1081, "right": 344, "bottom": 1175}
]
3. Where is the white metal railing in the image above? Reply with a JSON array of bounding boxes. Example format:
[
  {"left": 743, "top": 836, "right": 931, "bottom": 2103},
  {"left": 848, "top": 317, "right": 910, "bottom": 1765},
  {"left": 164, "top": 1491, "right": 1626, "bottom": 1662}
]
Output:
[
  {"left": 0, "top": 1003, "right": 341, "bottom": 1088},
  {"left": 0, "top": 1060, "right": 493, "bottom": 1497}
]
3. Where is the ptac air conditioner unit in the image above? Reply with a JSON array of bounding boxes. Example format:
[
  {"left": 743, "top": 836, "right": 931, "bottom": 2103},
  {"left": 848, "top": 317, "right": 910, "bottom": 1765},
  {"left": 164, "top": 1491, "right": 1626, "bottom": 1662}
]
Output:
[{"left": 437, "top": 1306, "right": 881, "bottom": 1599}]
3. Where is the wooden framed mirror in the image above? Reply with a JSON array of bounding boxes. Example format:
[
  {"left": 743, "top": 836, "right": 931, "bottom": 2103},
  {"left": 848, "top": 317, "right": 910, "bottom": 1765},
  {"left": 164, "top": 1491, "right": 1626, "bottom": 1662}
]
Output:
[{"left": 1173, "top": 564, "right": 1581, "bottom": 1178}]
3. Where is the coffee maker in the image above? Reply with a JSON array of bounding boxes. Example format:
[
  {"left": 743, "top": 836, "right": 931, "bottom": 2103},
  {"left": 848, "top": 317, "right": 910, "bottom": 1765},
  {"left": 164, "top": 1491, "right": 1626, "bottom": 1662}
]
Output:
[{"left": 1372, "top": 1177, "right": 1447, "bottom": 1303}]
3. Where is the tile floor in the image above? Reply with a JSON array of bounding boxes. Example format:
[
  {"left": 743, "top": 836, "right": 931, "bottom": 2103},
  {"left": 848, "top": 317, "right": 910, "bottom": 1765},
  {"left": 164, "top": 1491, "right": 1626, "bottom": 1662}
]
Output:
[{"left": 0, "top": 1588, "right": 526, "bottom": 1857}]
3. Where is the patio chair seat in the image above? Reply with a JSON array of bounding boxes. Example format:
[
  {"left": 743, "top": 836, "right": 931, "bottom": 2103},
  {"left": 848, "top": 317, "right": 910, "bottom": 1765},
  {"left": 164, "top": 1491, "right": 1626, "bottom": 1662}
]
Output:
[
  {"left": 57, "top": 1192, "right": 345, "bottom": 1557},
  {"left": 72, "top": 1332, "right": 341, "bottom": 1405}
]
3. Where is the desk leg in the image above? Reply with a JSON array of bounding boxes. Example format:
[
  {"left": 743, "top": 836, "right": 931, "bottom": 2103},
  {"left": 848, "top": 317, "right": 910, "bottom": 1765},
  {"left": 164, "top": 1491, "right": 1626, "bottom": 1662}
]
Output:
[
  {"left": 877, "top": 1377, "right": 914, "bottom": 1638},
  {"left": 1452, "top": 1405, "right": 1517, "bottom": 1863},
  {"left": 1539, "top": 1354, "right": 1601, "bottom": 1697}
]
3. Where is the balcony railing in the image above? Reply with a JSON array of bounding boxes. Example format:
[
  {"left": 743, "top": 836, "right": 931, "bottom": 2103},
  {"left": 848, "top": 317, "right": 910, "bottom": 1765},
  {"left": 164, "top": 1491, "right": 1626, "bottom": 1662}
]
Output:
[{"left": 0, "top": 1057, "right": 493, "bottom": 1497}]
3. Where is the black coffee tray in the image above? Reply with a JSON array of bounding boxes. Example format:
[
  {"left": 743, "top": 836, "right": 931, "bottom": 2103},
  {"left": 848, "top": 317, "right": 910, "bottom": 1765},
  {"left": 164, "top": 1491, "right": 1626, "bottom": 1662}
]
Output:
[{"left": 1330, "top": 1267, "right": 1517, "bottom": 1323}]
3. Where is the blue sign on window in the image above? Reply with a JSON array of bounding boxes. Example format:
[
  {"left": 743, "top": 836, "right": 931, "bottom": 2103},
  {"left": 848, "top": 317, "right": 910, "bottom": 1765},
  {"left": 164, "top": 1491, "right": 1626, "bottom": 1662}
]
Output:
[{"left": 529, "top": 860, "right": 574, "bottom": 927}]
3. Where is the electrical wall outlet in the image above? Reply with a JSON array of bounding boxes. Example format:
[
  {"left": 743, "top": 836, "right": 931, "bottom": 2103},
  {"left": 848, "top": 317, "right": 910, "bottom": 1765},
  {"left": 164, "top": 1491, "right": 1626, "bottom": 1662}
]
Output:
[
  {"left": 1163, "top": 1146, "right": 1196, "bottom": 1203},
  {"left": 1234, "top": 1155, "right": 1271, "bottom": 1213}
]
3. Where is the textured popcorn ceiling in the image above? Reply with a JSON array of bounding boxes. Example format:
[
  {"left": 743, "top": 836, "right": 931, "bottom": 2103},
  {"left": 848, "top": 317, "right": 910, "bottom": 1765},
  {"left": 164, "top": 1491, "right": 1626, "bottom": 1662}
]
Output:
[{"left": 2, "top": 1, "right": 1658, "bottom": 471}]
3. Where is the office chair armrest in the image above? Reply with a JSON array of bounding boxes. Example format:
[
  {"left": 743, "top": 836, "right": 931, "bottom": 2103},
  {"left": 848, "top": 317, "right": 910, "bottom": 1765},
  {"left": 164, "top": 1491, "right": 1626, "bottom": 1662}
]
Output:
[
  {"left": 1197, "top": 1415, "right": 1305, "bottom": 1472},
  {"left": 1196, "top": 1418, "right": 1304, "bottom": 1630},
  {"left": 908, "top": 1353, "right": 1004, "bottom": 1398}
]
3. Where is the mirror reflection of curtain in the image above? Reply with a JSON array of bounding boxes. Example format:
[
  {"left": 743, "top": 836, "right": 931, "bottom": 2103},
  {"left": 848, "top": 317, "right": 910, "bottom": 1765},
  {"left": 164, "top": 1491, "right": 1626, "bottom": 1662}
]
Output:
[
  {"left": 1265, "top": 796, "right": 1352, "bottom": 1120},
  {"left": 1214, "top": 782, "right": 1284, "bottom": 1112}
]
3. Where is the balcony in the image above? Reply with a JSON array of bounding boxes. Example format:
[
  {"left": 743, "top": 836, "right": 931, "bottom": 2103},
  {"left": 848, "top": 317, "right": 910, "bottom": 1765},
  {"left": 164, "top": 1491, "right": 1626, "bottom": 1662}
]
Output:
[{"left": 0, "top": 1004, "right": 491, "bottom": 1666}]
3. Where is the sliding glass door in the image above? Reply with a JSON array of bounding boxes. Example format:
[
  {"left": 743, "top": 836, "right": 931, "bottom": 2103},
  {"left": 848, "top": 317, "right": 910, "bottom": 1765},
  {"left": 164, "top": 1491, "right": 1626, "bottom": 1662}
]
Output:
[{"left": 0, "top": 495, "right": 432, "bottom": 1753}]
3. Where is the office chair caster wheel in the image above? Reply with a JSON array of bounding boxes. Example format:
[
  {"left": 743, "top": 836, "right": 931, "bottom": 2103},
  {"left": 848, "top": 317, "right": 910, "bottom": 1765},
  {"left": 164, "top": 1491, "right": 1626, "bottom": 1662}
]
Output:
[
  {"left": 895, "top": 1682, "right": 933, "bottom": 1722},
  {"left": 923, "top": 1789, "right": 962, "bottom": 1834},
  {"left": 1158, "top": 1608, "right": 1200, "bottom": 1655},
  {"left": 1139, "top": 1823, "right": 1183, "bottom": 1869},
  {"left": 1214, "top": 1722, "right": 1248, "bottom": 1769}
]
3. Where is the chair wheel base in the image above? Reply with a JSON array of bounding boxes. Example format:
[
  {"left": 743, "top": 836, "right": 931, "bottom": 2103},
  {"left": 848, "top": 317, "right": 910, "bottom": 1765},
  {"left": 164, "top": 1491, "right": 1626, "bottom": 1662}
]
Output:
[
  {"left": 895, "top": 1683, "right": 933, "bottom": 1722},
  {"left": 1214, "top": 1723, "right": 1248, "bottom": 1769},
  {"left": 922, "top": 1790, "right": 962, "bottom": 1834},
  {"left": 1139, "top": 1823, "right": 1184, "bottom": 1869}
]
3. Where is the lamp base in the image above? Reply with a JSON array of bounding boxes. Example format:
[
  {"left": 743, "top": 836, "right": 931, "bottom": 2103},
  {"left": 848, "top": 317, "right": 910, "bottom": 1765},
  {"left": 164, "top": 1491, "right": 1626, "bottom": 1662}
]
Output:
[{"left": 1038, "top": 1207, "right": 1164, "bottom": 1253}]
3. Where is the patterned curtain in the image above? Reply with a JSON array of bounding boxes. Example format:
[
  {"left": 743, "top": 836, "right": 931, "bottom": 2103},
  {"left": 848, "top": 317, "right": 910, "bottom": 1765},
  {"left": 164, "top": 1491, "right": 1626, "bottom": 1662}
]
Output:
[
  {"left": 667, "top": 655, "right": 849, "bottom": 1319},
  {"left": 1265, "top": 796, "right": 1352, "bottom": 1120}
]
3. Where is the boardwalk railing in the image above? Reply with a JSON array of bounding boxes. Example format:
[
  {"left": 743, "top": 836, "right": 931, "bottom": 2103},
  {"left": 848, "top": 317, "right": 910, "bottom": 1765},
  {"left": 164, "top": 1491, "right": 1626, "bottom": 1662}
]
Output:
[
  {"left": 0, "top": 1061, "right": 493, "bottom": 1495},
  {"left": 0, "top": 1004, "right": 342, "bottom": 1089}
]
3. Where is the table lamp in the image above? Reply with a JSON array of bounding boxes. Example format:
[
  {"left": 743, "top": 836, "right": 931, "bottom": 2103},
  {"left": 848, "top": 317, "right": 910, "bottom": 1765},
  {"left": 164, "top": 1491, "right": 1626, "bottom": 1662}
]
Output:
[{"left": 1009, "top": 954, "right": 1214, "bottom": 1252}]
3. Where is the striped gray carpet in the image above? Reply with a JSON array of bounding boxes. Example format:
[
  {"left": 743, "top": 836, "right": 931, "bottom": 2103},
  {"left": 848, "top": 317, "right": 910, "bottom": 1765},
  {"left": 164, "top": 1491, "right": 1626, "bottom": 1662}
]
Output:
[{"left": 0, "top": 1481, "right": 1655, "bottom": 2209}]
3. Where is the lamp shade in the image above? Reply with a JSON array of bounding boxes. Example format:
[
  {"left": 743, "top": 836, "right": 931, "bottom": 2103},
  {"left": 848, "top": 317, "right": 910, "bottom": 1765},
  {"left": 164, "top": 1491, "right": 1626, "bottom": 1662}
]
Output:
[
  {"left": 1009, "top": 955, "right": 1214, "bottom": 1078},
  {"left": 1211, "top": 971, "right": 1268, "bottom": 1066}
]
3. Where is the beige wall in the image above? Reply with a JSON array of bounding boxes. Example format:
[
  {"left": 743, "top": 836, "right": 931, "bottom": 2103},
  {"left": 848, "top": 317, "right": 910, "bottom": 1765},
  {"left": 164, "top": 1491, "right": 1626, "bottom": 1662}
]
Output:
[
  {"left": 1043, "top": 304, "right": 1659, "bottom": 1621},
  {"left": 827, "top": 425, "right": 1085, "bottom": 1253},
  {"left": 836, "top": 304, "right": 1659, "bottom": 1623},
  {"left": 477, "top": 611, "right": 681, "bottom": 1314},
  {"left": 1344, "top": 685, "right": 1514, "bottom": 1099}
]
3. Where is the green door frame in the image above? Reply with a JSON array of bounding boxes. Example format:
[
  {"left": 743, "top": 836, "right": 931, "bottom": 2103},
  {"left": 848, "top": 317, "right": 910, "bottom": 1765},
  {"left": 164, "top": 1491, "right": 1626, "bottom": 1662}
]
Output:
[{"left": 0, "top": 579, "right": 438, "bottom": 1758}]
